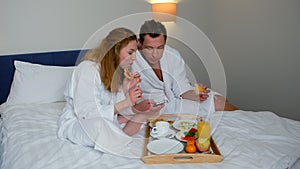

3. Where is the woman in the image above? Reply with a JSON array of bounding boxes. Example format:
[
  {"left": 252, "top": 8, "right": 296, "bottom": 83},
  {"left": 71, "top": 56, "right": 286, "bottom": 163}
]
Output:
[{"left": 58, "top": 28, "right": 163, "bottom": 156}]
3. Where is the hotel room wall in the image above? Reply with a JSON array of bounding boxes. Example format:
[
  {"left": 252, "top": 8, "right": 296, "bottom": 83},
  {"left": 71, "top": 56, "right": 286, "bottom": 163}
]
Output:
[
  {"left": 1, "top": 0, "right": 299, "bottom": 120},
  {"left": 0, "top": 0, "right": 150, "bottom": 55},
  {"left": 206, "top": 0, "right": 300, "bottom": 120}
]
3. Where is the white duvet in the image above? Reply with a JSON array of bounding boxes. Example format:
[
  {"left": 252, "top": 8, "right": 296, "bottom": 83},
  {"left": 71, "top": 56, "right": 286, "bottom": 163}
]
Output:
[{"left": 1, "top": 102, "right": 300, "bottom": 169}]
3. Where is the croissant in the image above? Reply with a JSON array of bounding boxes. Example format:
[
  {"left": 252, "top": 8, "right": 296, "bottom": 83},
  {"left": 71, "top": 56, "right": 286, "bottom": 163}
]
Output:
[{"left": 124, "top": 68, "right": 133, "bottom": 80}]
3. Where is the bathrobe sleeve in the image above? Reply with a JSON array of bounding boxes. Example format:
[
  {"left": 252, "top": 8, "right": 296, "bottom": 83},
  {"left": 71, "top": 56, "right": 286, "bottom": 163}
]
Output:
[
  {"left": 163, "top": 46, "right": 194, "bottom": 97},
  {"left": 71, "top": 61, "right": 114, "bottom": 121}
]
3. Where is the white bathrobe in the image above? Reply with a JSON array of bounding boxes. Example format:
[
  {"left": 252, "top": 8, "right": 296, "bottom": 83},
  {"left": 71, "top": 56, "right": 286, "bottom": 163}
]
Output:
[
  {"left": 132, "top": 45, "right": 216, "bottom": 117},
  {"left": 57, "top": 61, "right": 144, "bottom": 158}
]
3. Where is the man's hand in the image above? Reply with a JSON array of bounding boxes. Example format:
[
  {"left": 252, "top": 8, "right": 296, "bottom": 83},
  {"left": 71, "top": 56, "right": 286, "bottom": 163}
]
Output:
[
  {"left": 195, "top": 84, "right": 210, "bottom": 101},
  {"left": 199, "top": 89, "right": 210, "bottom": 101},
  {"left": 180, "top": 88, "right": 210, "bottom": 102}
]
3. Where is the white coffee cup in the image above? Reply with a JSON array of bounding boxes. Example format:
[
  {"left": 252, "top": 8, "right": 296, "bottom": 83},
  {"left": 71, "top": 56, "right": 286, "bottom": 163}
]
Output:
[{"left": 151, "top": 121, "right": 170, "bottom": 136}]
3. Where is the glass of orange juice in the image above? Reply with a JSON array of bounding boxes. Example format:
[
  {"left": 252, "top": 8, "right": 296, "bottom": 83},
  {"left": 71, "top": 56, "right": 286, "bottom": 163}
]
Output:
[
  {"left": 194, "top": 83, "right": 206, "bottom": 95},
  {"left": 197, "top": 118, "right": 211, "bottom": 139}
]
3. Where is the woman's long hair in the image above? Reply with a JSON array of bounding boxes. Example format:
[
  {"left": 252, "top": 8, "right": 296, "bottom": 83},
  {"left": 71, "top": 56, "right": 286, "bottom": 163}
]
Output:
[{"left": 84, "top": 28, "right": 137, "bottom": 92}]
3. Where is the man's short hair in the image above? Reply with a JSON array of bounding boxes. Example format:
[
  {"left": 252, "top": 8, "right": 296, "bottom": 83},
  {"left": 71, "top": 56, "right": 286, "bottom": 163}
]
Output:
[{"left": 139, "top": 20, "right": 167, "bottom": 44}]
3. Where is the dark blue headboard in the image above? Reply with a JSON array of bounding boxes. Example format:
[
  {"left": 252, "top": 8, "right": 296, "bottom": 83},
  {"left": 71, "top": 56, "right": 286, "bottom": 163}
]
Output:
[{"left": 0, "top": 50, "right": 86, "bottom": 105}]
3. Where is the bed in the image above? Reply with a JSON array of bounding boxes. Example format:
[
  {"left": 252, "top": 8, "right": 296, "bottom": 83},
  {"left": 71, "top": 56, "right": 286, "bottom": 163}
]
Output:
[{"left": 1, "top": 50, "right": 300, "bottom": 169}]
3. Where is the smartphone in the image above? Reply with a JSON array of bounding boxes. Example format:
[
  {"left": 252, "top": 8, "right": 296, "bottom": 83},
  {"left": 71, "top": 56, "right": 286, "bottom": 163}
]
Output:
[{"left": 154, "top": 99, "right": 169, "bottom": 106}]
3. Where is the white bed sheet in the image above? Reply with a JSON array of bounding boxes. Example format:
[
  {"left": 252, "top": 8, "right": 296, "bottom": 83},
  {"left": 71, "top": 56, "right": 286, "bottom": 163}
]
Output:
[{"left": 1, "top": 103, "right": 300, "bottom": 169}]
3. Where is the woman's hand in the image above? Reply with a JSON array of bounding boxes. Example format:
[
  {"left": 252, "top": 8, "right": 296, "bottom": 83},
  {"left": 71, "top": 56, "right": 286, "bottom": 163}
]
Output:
[
  {"left": 114, "top": 73, "right": 143, "bottom": 114},
  {"left": 121, "top": 100, "right": 164, "bottom": 136},
  {"left": 123, "top": 72, "right": 142, "bottom": 106},
  {"left": 133, "top": 100, "right": 152, "bottom": 112},
  {"left": 132, "top": 100, "right": 164, "bottom": 115},
  {"left": 123, "top": 73, "right": 141, "bottom": 94},
  {"left": 123, "top": 99, "right": 163, "bottom": 124},
  {"left": 127, "top": 85, "right": 142, "bottom": 106}
]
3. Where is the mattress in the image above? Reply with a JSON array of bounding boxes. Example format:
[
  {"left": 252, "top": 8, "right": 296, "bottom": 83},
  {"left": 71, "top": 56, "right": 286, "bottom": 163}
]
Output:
[{"left": 1, "top": 102, "right": 300, "bottom": 169}]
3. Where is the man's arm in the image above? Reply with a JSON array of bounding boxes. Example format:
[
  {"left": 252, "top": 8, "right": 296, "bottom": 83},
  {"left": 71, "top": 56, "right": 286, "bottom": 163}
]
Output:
[
  {"left": 180, "top": 89, "right": 209, "bottom": 102},
  {"left": 181, "top": 90, "right": 238, "bottom": 111}
]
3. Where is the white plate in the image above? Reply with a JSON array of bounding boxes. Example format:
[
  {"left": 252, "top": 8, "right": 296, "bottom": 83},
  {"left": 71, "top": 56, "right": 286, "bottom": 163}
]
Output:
[
  {"left": 147, "top": 139, "right": 184, "bottom": 154},
  {"left": 172, "top": 120, "right": 197, "bottom": 131},
  {"left": 150, "top": 129, "right": 176, "bottom": 139},
  {"left": 175, "top": 131, "right": 197, "bottom": 142},
  {"left": 175, "top": 131, "right": 188, "bottom": 142}
]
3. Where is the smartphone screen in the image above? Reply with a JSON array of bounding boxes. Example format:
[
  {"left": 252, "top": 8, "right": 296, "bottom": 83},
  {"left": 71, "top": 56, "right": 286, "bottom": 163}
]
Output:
[{"left": 154, "top": 99, "right": 168, "bottom": 106}]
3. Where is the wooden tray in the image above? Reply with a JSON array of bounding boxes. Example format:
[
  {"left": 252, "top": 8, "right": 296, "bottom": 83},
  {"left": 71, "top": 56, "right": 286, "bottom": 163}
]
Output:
[{"left": 142, "top": 114, "right": 224, "bottom": 164}]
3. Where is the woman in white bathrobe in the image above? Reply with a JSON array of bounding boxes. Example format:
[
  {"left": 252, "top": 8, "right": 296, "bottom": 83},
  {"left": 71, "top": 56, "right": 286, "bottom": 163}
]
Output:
[{"left": 57, "top": 28, "right": 163, "bottom": 157}]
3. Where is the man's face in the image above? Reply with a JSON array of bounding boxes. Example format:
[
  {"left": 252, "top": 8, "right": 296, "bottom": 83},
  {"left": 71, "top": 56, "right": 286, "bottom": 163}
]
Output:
[{"left": 140, "top": 34, "right": 165, "bottom": 67}]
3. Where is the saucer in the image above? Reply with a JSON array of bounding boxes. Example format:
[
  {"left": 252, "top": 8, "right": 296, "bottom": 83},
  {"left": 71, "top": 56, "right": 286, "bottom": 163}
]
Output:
[{"left": 150, "top": 129, "right": 176, "bottom": 139}]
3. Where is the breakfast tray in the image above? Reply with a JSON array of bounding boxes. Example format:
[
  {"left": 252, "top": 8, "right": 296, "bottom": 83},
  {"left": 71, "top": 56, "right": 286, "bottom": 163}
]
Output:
[{"left": 142, "top": 114, "right": 224, "bottom": 164}]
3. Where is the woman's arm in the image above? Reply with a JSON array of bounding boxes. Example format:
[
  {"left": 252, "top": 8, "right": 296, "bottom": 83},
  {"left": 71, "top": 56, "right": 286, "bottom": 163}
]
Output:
[
  {"left": 116, "top": 73, "right": 164, "bottom": 136},
  {"left": 122, "top": 114, "right": 149, "bottom": 136},
  {"left": 114, "top": 75, "right": 142, "bottom": 115},
  {"left": 122, "top": 104, "right": 163, "bottom": 136},
  {"left": 114, "top": 97, "right": 134, "bottom": 114}
]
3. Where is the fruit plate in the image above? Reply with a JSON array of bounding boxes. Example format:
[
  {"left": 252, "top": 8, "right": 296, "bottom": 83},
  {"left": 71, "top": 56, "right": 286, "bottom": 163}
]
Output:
[
  {"left": 175, "top": 130, "right": 193, "bottom": 142},
  {"left": 142, "top": 114, "right": 224, "bottom": 164}
]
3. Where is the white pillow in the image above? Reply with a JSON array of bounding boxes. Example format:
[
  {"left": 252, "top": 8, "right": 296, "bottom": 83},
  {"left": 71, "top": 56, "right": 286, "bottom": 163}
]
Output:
[{"left": 6, "top": 60, "right": 75, "bottom": 105}]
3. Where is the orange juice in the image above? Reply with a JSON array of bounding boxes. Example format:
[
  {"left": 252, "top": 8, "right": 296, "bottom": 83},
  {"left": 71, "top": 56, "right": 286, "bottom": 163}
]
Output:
[
  {"left": 194, "top": 83, "right": 206, "bottom": 94},
  {"left": 197, "top": 120, "right": 210, "bottom": 139}
]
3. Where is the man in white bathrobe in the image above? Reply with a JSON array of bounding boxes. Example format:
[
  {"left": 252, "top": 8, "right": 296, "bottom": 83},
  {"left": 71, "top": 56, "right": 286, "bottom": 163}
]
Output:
[{"left": 132, "top": 20, "right": 238, "bottom": 116}]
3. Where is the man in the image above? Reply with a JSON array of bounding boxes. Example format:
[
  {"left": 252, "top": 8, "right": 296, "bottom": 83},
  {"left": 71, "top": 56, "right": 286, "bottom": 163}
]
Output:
[{"left": 132, "top": 20, "right": 237, "bottom": 115}]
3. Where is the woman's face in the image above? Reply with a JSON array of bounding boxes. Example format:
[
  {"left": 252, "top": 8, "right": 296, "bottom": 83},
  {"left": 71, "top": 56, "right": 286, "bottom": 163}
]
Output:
[{"left": 119, "top": 40, "right": 138, "bottom": 69}]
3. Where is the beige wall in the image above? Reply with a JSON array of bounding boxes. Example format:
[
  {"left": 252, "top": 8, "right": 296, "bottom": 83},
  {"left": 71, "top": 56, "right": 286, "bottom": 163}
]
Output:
[
  {"left": 206, "top": 0, "right": 300, "bottom": 120},
  {"left": 1, "top": 0, "right": 299, "bottom": 120}
]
